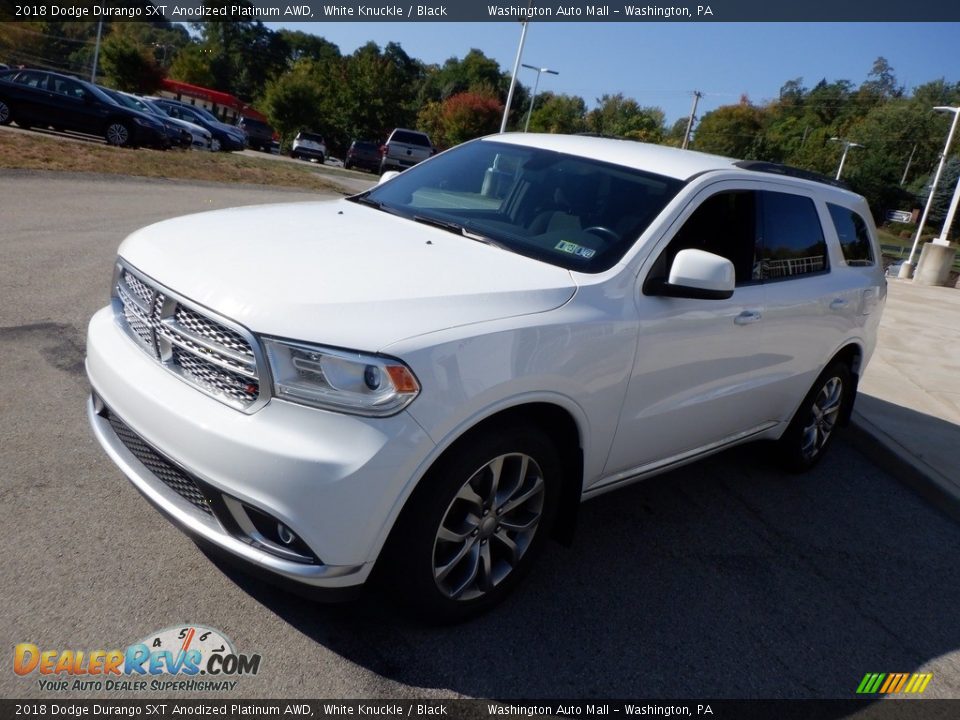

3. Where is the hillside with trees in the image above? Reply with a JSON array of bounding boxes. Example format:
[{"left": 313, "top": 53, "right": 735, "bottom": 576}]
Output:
[{"left": 2, "top": 14, "right": 959, "bottom": 225}]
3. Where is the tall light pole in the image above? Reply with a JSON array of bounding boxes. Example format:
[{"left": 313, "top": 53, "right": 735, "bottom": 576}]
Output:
[
  {"left": 830, "top": 137, "right": 863, "bottom": 180},
  {"left": 936, "top": 166, "right": 960, "bottom": 246},
  {"left": 500, "top": 19, "right": 530, "bottom": 134},
  {"left": 90, "top": 20, "right": 103, "bottom": 83},
  {"left": 521, "top": 64, "right": 558, "bottom": 132},
  {"left": 900, "top": 105, "right": 960, "bottom": 278}
]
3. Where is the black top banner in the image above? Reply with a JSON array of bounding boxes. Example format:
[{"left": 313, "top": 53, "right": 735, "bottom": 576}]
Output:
[{"left": 2, "top": 0, "right": 960, "bottom": 22}]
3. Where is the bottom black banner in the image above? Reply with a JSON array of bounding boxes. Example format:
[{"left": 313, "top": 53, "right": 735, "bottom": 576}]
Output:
[{"left": 3, "top": 700, "right": 960, "bottom": 720}]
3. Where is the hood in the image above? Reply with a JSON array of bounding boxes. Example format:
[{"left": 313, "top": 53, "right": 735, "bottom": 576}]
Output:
[
  {"left": 215, "top": 121, "right": 245, "bottom": 139},
  {"left": 118, "top": 199, "right": 577, "bottom": 351}
]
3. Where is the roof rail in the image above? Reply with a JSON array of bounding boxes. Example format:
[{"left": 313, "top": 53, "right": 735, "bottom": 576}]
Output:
[{"left": 734, "top": 160, "right": 849, "bottom": 189}]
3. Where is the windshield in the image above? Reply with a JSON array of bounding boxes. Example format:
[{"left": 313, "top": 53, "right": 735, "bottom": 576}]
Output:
[
  {"left": 353, "top": 140, "right": 684, "bottom": 273},
  {"left": 181, "top": 104, "right": 218, "bottom": 123}
]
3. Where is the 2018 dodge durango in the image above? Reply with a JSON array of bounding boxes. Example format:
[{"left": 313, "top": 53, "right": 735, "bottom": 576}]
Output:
[{"left": 86, "top": 134, "right": 886, "bottom": 620}]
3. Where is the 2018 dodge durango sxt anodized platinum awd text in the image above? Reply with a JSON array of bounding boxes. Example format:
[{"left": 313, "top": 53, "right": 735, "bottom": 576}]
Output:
[{"left": 86, "top": 134, "right": 886, "bottom": 620}]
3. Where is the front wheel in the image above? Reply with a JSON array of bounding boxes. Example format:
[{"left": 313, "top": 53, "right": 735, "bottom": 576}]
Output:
[
  {"left": 105, "top": 121, "right": 133, "bottom": 147},
  {"left": 381, "top": 425, "right": 560, "bottom": 622},
  {"left": 0, "top": 99, "right": 12, "bottom": 125},
  {"left": 777, "top": 361, "right": 851, "bottom": 472}
]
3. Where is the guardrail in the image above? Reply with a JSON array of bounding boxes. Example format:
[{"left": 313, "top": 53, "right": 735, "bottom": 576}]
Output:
[{"left": 881, "top": 243, "right": 960, "bottom": 272}]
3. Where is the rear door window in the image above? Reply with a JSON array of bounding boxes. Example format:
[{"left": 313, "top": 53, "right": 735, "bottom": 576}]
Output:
[
  {"left": 757, "top": 191, "right": 828, "bottom": 280},
  {"left": 827, "top": 203, "right": 875, "bottom": 266}
]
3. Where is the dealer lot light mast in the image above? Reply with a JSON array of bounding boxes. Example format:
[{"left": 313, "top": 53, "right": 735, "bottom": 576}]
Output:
[
  {"left": 522, "top": 64, "right": 559, "bottom": 132},
  {"left": 900, "top": 106, "right": 960, "bottom": 278}
]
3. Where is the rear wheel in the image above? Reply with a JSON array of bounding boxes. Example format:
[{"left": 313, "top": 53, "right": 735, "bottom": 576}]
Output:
[
  {"left": 105, "top": 120, "right": 133, "bottom": 147},
  {"left": 0, "top": 100, "right": 12, "bottom": 125},
  {"left": 381, "top": 424, "right": 560, "bottom": 622},
  {"left": 777, "top": 361, "right": 851, "bottom": 472}
]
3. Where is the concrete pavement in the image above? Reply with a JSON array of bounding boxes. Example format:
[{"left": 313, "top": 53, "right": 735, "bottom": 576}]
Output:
[{"left": 854, "top": 277, "right": 960, "bottom": 520}]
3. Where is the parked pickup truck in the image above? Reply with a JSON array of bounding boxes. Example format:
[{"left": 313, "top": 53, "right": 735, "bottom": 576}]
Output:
[{"left": 380, "top": 128, "right": 433, "bottom": 174}]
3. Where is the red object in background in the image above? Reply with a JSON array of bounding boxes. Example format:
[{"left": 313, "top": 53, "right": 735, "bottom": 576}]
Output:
[{"left": 160, "top": 78, "right": 268, "bottom": 122}]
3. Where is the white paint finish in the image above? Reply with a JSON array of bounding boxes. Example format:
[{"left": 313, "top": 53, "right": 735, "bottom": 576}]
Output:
[
  {"left": 87, "top": 136, "right": 887, "bottom": 591},
  {"left": 118, "top": 199, "right": 577, "bottom": 351}
]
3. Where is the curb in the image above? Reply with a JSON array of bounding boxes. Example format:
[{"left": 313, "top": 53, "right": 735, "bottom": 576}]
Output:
[{"left": 848, "top": 409, "right": 960, "bottom": 525}]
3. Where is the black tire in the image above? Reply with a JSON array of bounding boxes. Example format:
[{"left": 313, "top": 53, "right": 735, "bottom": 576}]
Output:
[
  {"left": 344, "top": 160, "right": 352, "bottom": 170},
  {"left": 105, "top": 120, "right": 134, "bottom": 147},
  {"left": 291, "top": 151, "right": 300, "bottom": 160},
  {"left": 0, "top": 99, "right": 10, "bottom": 126},
  {"left": 379, "top": 424, "right": 560, "bottom": 622},
  {"left": 776, "top": 360, "right": 852, "bottom": 473}
]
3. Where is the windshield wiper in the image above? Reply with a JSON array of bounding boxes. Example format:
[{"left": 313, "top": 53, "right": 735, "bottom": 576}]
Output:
[
  {"left": 349, "top": 192, "right": 383, "bottom": 209},
  {"left": 412, "top": 215, "right": 511, "bottom": 252}
]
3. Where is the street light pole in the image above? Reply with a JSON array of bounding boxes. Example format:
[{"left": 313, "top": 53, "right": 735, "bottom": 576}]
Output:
[
  {"left": 500, "top": 20, "right": 530, "bottom": 134},
  {"left": 90, "top": 20, "right": 103, "bottom": 83},
  {"left": 521, "top": 64, "right": 558, "bottom": 133},
  {"left": 900, "top": 106, "right": 960, "bottom": 278},
  {"left": 830, "top": 137, "right": 863, "bottom": 180}
]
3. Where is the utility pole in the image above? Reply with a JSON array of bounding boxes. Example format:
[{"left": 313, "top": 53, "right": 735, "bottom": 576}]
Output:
[
  {"left": 90, "top": 20, "right": 103, "bottom": 83},
  {"left": 681, "top": 91, "right": 702, "bottom": 150},
  {"left": 900, "top": 143, "right": 917, "bottom": 187}
]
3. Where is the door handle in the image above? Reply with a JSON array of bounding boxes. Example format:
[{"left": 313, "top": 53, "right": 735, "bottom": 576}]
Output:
[
  {"left": 829, "top": 298, "right": 849, "bottom": 311},
  {"left": 734, "top": 310, "right": 762, "bottom": 325}
]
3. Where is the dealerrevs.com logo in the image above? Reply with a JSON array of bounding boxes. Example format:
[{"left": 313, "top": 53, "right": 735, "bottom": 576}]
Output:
[{"left": 14, "top": 625, "right": 261, "bottom": 693}]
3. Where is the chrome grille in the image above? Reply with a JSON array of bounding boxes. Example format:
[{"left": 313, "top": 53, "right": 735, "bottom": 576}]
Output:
[{"left": 114, "top": 265, "right": 263, "bottom": 411}]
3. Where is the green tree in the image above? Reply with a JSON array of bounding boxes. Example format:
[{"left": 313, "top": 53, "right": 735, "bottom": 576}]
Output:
[
  {"left": 586, "top": 93, "right": 665, "bottom": 142},
  {"left": 167, "top": 44, "right": 216, "bottom": 88},
  {"left": 99, "top": 35, "right": 164, "bottom": 93},
  {"left": 261, "top": 59, "right": 325, "bottom": 146},
  {"left": 527, "top": 92, "right": 587, "bottom": 134},
  {"left": 690, "top": 98, "right": 764, "bottom": 158}
]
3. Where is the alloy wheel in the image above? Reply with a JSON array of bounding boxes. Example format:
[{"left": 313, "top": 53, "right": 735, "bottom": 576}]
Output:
[
  {"left": 799, "top": 376, "right": 843, "bottom": 461},
  {"left": 106, "top": 123, "right": 129, "bottom": 146},
  {"left": 0, "top": 101, "right": 10, "bottom": 125},
  {"left": 432, "top": 453, "right": 546, "bottom": 601}
]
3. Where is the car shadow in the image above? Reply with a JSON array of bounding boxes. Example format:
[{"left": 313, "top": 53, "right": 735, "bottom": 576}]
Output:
[{"left": 206, "top": 428, "right": 960, "bottom": 701}]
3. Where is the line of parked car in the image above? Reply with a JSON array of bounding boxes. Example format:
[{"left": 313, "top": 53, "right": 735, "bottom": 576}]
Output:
[{"left": 0, "top": 68, "right": 249, "bottom": 152}]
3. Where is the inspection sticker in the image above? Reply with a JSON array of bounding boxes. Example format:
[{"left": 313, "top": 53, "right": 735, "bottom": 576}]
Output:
[{"left": 555, "top": 240, "right": 596, "bottom": 259}]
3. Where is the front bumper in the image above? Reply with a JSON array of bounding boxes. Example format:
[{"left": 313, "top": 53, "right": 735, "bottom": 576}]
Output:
[{"left": 86, "top": 306, "right": 435, "bottom": 590}]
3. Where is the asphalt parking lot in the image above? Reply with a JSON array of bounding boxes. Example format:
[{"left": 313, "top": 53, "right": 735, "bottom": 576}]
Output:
[{"left": 1, "top": 170, "right": 959, "bottom": 701}]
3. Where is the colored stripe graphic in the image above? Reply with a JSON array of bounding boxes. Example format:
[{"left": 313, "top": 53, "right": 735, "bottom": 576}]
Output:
[{"left": 857, "top": 672, "right": 932, "bottom": 694}]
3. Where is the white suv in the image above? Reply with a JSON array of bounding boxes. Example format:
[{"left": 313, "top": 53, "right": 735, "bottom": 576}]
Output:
[{"left": 86, "top": 135, "right": 885, "bottom": 619}]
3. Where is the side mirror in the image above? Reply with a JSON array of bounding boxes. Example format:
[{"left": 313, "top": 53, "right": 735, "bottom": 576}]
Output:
[
  {"left": 653, "top": 248, "right": 735, "bottom": 300},
  {"left": 378, "top": 170, "right": 400, "bottom": 185}
]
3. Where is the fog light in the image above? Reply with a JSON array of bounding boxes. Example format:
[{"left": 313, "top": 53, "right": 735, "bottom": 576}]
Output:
[{"left": 277, "top": 523, "right": 296, "bottom": 545}]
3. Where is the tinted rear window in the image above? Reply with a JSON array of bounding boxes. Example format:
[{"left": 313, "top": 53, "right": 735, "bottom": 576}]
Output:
[
  {"left": 353, "top": 142, "right": 378, "bottom": 152},
  {"left": 757, "top": 191, "right": 828, "bottom": 279},
  {"left": 827, "top": 203, "right": 875, "bottom": 266},
  {"left": 298, "top": 133, "right": 324, "bottom": 143},
  {"left": 391, "top": 130, "right": 431, "bottom": 146}
]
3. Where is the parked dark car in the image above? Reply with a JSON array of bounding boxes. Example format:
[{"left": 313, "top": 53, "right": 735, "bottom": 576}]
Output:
[
  {"left": 100, "top": 87, "right": 191, "bottom": 149},
  {"left": 0, "top": 69, "right": 168, "bottom": 148},
  {"left": 236, "top": 115, "right": 274, "bottom": 152},
  {"left": 344, "top": 140, "right": 381, "bottom": 172},
  {"left": 147, "top": 98, "right": 246, "bottom": 152}
]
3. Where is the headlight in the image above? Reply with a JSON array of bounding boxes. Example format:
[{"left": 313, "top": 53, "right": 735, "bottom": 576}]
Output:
[{"left": 262, "top": 338, "right": 420, "bottom": 417}]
